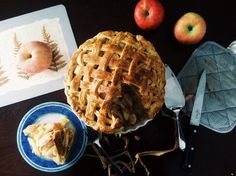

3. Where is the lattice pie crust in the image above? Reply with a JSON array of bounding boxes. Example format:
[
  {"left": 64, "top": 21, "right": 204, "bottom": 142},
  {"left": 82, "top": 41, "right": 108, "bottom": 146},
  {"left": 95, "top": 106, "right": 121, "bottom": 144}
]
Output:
[{"left": 65, "top": 31, "right": 165, "bottom": 133}]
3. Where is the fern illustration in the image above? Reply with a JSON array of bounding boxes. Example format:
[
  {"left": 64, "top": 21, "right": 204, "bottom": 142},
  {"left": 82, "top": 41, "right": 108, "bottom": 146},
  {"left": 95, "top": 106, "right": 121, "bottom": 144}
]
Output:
[
  {"left": 42, "top": 26, "right": 67, "bottom": 71},
  {"left": 13, "top": 33, "right": 31, "bottom": 80},
  {"left": 0, "top": 60, "right": 9, "bottom": 86},
  {"left": 16, "top": 70, "right": 33, "bottom": 79},
  {"left": 13, "top": 33, "right": 22, "bottom": 56}
]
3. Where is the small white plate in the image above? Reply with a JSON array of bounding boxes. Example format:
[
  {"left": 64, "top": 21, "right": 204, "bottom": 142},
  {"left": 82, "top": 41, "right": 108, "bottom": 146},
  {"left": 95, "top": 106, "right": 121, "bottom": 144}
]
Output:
[{"left": 17, "top": 102, "right": 88, "bottom": 172}]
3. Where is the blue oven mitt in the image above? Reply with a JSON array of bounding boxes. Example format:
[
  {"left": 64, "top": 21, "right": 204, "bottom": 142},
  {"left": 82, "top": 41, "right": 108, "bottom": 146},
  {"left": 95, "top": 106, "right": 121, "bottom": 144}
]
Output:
[{"left": 177, "top": 41, "right": 236, "bottom": 133}]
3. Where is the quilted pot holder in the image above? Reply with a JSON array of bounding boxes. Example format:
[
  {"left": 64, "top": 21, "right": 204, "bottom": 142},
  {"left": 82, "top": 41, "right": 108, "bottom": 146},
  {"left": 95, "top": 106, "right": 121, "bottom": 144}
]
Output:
[{"left": 177, "top": 41, "right": 236, "bottom": 133}]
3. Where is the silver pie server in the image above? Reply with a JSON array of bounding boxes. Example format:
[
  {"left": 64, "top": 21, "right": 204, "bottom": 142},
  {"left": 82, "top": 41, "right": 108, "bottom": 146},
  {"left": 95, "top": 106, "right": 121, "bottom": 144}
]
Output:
[{"left": 164, "top": 65, "right": 186, "bottom": 151}]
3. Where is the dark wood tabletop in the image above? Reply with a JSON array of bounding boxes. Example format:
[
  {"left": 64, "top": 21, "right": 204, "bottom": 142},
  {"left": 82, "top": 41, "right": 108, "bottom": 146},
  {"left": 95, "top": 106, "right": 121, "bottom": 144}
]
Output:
[{"left": 0, "top": 0, "right": 236, "bottom": 176}]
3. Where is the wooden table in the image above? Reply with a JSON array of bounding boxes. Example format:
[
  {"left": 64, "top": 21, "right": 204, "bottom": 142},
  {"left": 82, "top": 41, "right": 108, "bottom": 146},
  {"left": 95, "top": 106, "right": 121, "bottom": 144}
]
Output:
[{"left": 0, "top": 0, "right": 236, "bottom": 175}]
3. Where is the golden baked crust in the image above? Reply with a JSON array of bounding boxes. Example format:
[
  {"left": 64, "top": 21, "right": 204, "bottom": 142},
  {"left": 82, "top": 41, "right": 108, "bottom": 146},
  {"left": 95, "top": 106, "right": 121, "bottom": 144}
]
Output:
[{"left": 65, "top": 31, "right": 165, "bottom": 133}]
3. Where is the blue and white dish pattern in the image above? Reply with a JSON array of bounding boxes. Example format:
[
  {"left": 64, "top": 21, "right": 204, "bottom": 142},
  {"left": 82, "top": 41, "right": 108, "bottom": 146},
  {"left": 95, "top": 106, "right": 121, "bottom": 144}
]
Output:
[{"left": 17, "top": 102, "right": 88, "bottom": 172}]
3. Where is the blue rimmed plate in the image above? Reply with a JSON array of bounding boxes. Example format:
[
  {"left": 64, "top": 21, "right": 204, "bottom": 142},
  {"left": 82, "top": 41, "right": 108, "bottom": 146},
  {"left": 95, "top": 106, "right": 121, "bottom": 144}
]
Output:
[{"left": 17, "top": 102, "right": 88, "bottom": 172}]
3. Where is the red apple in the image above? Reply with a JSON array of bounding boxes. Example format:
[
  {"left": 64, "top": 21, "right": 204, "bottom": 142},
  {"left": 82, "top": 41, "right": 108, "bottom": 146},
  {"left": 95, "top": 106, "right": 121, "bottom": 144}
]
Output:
[
  {"left": 174, "top": 12, "right": 207, "bottom": 44},
  {"left": 134, "top": 0, "right": 165, "bottom": 30}
]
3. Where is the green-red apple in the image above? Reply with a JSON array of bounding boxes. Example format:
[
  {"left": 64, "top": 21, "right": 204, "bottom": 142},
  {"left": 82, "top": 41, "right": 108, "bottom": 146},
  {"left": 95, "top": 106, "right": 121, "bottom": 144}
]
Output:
[{"left": 174, "top": 12, "right": 207, "bottom": 44}]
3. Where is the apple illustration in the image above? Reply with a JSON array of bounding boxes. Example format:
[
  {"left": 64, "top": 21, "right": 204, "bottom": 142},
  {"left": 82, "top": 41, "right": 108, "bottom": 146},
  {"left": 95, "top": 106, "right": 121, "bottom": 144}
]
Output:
[
  {"left": 134, "top": 0, "right": 165, "bottom": 30},
  {"left": 174, "top": 12, "right": 207, "bottom": 44}
]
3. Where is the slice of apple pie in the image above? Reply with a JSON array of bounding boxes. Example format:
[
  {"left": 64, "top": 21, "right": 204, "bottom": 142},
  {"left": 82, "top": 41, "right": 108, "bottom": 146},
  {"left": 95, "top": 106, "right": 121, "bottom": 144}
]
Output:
[
  {"left": 23, "top": 117, "right": 74, "bottom": 165},
  {"left": 65, "top": 31, "right": 165, "bottom": 134}
]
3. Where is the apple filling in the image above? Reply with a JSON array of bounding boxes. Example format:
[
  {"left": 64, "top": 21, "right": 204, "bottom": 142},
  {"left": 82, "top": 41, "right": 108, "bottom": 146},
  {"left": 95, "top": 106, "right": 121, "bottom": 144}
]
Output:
[
  {"left": 23, "top": 117, "right": 74, "bottom": 165},
  {"left": 109, "top": 84, "right": 148, "bottom": 128}
]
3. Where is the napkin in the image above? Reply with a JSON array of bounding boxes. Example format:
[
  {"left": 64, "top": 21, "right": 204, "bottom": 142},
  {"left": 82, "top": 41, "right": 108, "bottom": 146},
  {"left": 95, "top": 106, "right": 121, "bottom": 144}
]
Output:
[{"left": 177, "top": 41, "right": 236, "bottom": 133}]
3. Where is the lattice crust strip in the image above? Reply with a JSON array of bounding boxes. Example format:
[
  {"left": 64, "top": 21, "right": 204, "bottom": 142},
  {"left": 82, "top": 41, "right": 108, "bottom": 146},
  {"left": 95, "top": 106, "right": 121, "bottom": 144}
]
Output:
[{"left": 65, "top": 31, "right": 165, "bottom": 133}]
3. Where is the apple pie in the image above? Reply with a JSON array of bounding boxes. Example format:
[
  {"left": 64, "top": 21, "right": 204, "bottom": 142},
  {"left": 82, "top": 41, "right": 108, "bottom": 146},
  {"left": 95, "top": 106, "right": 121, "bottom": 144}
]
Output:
[
  {"left": 23, "top": 117, "right": 74, "bottom": 165},
  {"left": 65, "top": 31, "right": 165, "bottom": 134}
]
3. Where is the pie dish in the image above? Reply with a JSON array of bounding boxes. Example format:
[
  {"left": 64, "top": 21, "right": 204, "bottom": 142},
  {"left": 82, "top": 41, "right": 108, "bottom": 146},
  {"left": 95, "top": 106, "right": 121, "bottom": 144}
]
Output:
[
  {"left": 17, "top": 102, "right": 88, "bottom": 172},
  {"left": 65, "top": 31, "right": 165, "bottom": 134}
]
